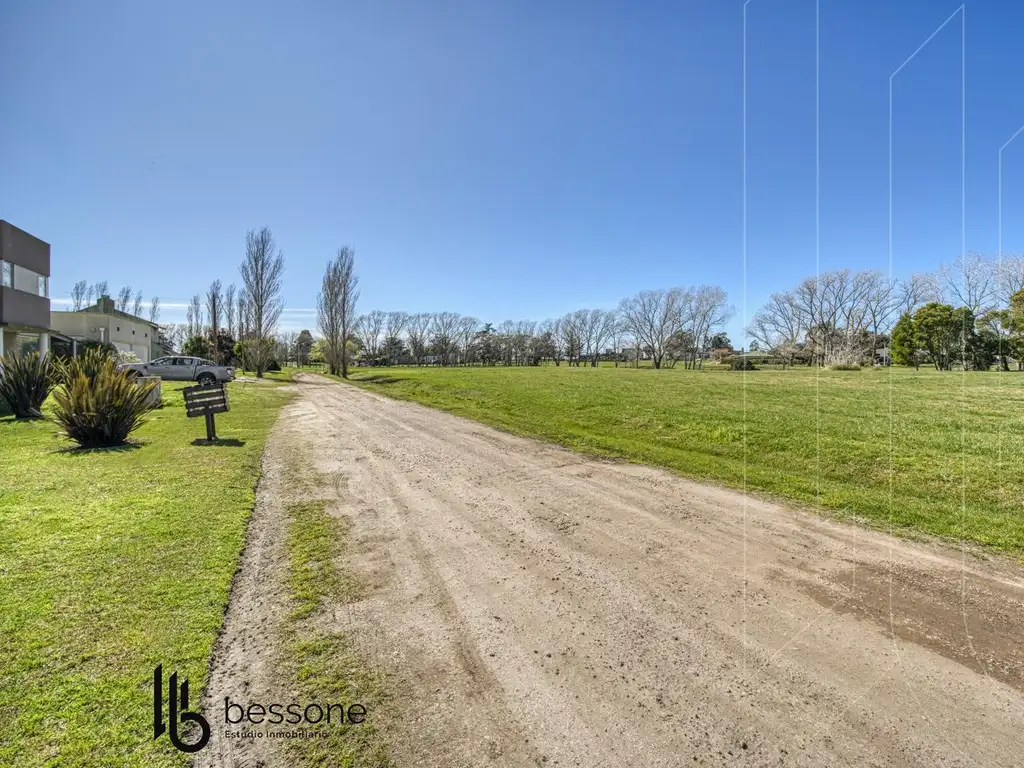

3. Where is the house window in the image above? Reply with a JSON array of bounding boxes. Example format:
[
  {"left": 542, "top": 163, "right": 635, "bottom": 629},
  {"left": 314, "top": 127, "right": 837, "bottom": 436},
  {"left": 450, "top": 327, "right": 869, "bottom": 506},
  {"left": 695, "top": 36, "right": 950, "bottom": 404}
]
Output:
[
  {"left": 1, "top": 262, "right": 11, "bottom": 287},
  {"left": 116, "top": 326, "right": 120, "bottom": 332},
  {"left": 11, "top": 264, "right": 47, "bottom": 295}
]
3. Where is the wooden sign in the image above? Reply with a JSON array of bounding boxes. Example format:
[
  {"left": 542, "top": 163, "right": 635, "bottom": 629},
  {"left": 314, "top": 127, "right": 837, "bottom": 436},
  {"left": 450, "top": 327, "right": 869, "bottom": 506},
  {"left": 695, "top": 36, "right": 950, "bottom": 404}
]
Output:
[{"left": 183, "top": 383, "right": 230, "bottom": 441}]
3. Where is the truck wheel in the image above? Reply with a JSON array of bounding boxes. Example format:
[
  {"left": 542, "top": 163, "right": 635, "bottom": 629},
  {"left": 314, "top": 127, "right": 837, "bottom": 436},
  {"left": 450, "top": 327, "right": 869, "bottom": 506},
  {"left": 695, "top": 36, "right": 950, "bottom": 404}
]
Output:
[{"left": 197, "top": 373, "right": 216, "bottom": 386}]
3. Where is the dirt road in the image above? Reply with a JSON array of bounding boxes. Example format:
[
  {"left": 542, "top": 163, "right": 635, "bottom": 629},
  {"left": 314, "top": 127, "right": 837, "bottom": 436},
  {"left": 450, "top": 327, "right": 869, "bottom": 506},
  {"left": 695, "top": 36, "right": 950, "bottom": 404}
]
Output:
[{"left": 205, "top": 374, "right": 1024, "bottom": 767}]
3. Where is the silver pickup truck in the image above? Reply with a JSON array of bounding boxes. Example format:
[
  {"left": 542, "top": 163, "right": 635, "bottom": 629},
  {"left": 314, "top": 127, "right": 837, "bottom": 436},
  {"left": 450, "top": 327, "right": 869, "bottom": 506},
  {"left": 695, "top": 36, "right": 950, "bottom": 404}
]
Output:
[{"left": 119, "top": 355, "right": 235, "bottom": 386}]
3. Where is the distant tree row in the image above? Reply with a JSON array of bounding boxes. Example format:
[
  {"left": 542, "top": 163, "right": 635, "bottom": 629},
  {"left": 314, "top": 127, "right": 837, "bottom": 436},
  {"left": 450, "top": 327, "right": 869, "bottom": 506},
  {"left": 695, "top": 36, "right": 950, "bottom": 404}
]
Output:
[
  {"left": 308, "top": 246, "right": 735, "bottom": 377},
  {"left": 747, "top": 254, "right": 1024, "bottom": 370},
  {"left": 68, "top": 280, "right": 161, "bottom": 323}
]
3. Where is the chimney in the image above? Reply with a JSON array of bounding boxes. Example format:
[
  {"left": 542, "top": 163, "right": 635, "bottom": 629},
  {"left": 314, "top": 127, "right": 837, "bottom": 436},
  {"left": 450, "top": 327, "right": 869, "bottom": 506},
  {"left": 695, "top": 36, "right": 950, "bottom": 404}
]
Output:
[{"left": 97, "top": 295, "right": 115, "bottom": 314}]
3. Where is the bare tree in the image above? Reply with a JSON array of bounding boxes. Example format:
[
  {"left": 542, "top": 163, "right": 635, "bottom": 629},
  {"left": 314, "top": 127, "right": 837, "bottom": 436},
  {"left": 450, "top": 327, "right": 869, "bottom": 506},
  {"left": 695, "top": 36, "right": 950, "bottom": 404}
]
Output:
[
  {"left": 224, "top": 283, "right": 237, "bottom": 339},
  {"left": 356, "top": 309, "right": 387, "bottom": 364},
  {"left": 186, "top": 294, "right": 203, "bottom": 339},
  {"left": 71, "top": 280, "right": 88, "bottom": 311},
  {"left": 385, "top": 311, "right": 409, "bottom": 340},
  {"left": 577, "top": 309, "right": 617, "bottom": 366},
  {"left": 85, "top": 283, "right": 96, "bottom": 307},
  {"left": 116, "top": 285, "right": 132, "bottom": 312},
  {"left": 278, "top": 331, "right": 298, "bottom": 366},
  {"left": 895, "top": 272, "right": 942, "bottom": 317},
  {"left": 549, "top": 317, "right": 565, "bottom": 365},
  {"left": 407, "top": 313, "right": 433, "bottom": 366},
  {"left": 618, "top": 289, "right": 686, "bottom": 369},
  {"left": 162, "top": 323, "right": 186, "bottom": 352},
  {"left": 937, "top": 253, "right": 997, "bottom": 315},
  {"left": 93, "top": 281, "right": 109, "bottom": 301},
  {"left": 861, "top": 273, "right": 897, "bottom": 358},
  {"left": 687, "top": 285, "right": 733, "bottom": 369},
  {"left": 236, "top": 290, "right": 249, "bottom": 340},
  {"left": 149, "top": 297, "right": 161, "bottom": 324},
  {"left": 995, "top": 255, "right": 1024, "bottom": 307},
  {"left": 383, "top": 311, "right": 409, "bottom": 364},
  {"left": 457, "top": 316, "right": 479, "bottom": 364},
  {"left": 609, "top": 313, "right": 630, "bottom": 367},
  {"left": 317, "top": 247, "right": 358, "bottom": 377},
  {"left": 559, "top": 311, "right": 584, "bottom": 365},
  {"left": 240, "top": 227, "right": 285, "bottom": 377},
  {"left": 206, "top": 279, "right": 223, "bottom": 362},
  {"left": 748, "top": 290, "right": 805, "bottom": 365},
  {"left": 431, "top": 312, "right": 462, "bottom": 366}
]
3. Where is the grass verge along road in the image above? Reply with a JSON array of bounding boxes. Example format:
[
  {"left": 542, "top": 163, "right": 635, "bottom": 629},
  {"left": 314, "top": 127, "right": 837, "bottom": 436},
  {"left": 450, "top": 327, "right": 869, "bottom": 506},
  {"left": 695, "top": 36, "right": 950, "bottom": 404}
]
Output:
[{"left": 0, "top": 380, "right": 293, "bottom": 767}]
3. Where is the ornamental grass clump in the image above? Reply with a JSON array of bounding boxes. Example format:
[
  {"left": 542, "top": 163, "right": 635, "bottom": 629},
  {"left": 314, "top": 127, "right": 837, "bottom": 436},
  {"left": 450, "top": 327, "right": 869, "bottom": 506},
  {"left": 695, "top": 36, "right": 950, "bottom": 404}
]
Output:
[
  {"left": 65, "top": 346, "right": 118, "bottom": 384},
  {"left": 52, "top": 356, "right": 158, "bottom": 448},
  {"left": 0, "top": 351, "right": 61, "bottom": 419}
]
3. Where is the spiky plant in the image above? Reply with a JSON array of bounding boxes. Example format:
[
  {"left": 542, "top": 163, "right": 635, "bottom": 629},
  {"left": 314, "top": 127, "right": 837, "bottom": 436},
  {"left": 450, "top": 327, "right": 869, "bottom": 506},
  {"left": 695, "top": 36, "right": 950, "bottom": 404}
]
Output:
[
  {"left": 64, "top": 346, "right": 118, "bottom": 385},
  {"left": 52, "top": 357, "right": 158, "bottom": 448},
  {"left": 0, "top": 351, "right": 61, "bottom": 419}
]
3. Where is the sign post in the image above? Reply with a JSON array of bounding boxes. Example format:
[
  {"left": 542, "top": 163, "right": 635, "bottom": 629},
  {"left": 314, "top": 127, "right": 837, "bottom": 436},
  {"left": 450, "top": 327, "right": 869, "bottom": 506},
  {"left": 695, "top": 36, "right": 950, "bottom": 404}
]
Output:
[{"left": 183, "top": 383, "right": 230, "bottom": 442}]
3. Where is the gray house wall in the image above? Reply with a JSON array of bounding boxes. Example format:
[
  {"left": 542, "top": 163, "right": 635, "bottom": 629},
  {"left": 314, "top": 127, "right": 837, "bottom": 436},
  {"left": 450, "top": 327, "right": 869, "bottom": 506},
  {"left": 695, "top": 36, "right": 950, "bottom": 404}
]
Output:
[{"left": 0, "top": 220, "right": 51, "bottom": 330}]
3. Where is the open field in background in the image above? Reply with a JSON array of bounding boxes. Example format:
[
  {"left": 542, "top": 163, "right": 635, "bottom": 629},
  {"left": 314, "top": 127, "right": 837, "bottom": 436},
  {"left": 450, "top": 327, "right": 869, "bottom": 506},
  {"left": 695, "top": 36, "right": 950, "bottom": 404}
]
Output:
[
  {"left": 334, "top": 365, "right": 1024, "bottom": 558},
  {"left": 0, "top": 380, "right": 294, "bottom": 767}
]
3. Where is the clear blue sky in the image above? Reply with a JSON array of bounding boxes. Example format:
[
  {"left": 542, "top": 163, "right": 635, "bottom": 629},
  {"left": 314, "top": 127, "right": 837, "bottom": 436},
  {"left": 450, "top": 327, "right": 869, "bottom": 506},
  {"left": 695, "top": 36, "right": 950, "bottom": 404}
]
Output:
[{"left": 3, "top": 0, "right": 1024, "bottom": 341}]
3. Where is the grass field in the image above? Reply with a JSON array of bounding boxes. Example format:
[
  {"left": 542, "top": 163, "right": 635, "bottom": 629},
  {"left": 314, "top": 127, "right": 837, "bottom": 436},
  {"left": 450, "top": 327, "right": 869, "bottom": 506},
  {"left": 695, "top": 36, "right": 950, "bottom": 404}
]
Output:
[
  {"left": 0, "top": 379, "right": 293, "bottom": 767},
  {"left": 341, "top": 364, "right": 1024, "bottom": 558}
]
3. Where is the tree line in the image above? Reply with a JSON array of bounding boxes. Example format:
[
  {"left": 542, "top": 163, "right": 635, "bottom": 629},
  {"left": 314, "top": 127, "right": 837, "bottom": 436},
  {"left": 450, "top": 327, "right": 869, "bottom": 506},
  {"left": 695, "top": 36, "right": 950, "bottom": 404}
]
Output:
[
  {"left": 67, "top": 280, "right": 162, "bottom": 324},
  {"left": 313, "top": 249, "right": 734, "bottom": 377},
  {"left": 73, "top": 236, "right": 1024, "bottom": 377},
  {"left": 746, "top": 253, "right": 1024, "bottom": 370}
]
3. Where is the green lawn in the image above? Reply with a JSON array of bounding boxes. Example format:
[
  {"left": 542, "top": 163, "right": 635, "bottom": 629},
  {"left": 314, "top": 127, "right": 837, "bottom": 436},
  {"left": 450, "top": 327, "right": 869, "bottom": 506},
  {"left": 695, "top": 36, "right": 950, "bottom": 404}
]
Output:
[
  {"left": 340, "top": 365, "right": 1024, "bottom": 558},
  {"left": 0, "top": 380, "right": 294, "bottom": 767}
]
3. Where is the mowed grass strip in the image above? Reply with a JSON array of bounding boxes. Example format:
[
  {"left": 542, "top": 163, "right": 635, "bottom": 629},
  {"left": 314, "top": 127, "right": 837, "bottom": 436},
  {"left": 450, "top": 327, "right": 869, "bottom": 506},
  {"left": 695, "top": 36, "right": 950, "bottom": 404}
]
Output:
[
  {"left": 342, "top": 365, "right": 1024, "bottom": 557},
  {"left": 281, "top": 499, "right": 391, "bottom": 767},
  {"left": 0, "top": 380, "right": 294, "bottom": 767}
]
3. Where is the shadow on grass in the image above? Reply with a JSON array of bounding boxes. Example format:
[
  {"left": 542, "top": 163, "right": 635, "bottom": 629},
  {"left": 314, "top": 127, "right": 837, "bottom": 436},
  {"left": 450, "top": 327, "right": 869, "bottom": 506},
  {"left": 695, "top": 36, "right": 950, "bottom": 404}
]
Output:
[
  {"left": 190, "top": 438, "right": 246, "bottom": 447},
  {"left": 354, "top": 374, "right": 405, "bottom": 385},
  {"left": 0, "top": 413, "right": 44, "bottom": 424},
  {"left": 55, "top": 441, "right": 143, "bottom": 456}
]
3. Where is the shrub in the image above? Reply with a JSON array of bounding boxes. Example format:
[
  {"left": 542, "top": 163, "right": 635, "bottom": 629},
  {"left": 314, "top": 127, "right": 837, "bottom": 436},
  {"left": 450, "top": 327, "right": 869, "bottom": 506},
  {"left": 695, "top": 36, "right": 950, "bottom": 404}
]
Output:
[
  {"left": 0, "top": 351, "right": 61, "bottom": 419},
  {"left": 52, "top": 356, "right": 158, "bottom": 448},
  {"left": 182, "top": 335, "right": 209, "bottom": 358},
  {"left": 729, "top": 357, "right": 757, "bottom": 371},
  {"left": 64, "top": 347, "right": 118, "bottom": 385},
  {"left": 79, "top": 339, "right": 119, "bottom": 358},
  {"left": 826, "top": 362, "right": 862, "bottom": 371},
  {"left": 266, "top": 359, "right": 282, "bottom": 372}
]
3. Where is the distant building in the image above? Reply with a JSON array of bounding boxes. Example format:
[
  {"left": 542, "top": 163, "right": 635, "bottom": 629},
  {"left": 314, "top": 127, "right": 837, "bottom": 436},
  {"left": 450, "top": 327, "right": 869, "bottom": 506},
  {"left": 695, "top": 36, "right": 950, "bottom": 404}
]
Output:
[
  {"left": 51, "top": 295, "right": 170, "bottom": 362},
  {"left": 0, "top": 220, "right": 53, "bottom": 358}
]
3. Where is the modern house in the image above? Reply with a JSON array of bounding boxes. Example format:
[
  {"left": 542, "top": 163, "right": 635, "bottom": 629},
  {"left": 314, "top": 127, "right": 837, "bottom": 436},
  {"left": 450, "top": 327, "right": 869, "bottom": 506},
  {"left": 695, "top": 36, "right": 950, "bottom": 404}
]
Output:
[
  {"left": 0, "top": 220, "right": 53, "bottom": 358},
  {"left": 51, "top": 295, "right": 171, "bottom": 362}
]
